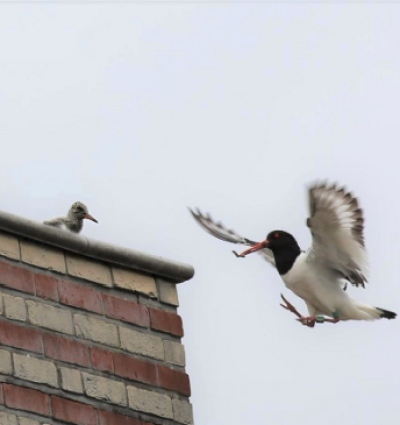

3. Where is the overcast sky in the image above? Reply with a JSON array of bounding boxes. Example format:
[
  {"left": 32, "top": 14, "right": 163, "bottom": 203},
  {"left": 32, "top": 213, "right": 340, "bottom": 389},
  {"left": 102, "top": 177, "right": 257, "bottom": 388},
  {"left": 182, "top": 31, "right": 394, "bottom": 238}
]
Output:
[{"left": 1, "top": 3, "right": 400, "bottom": 425}]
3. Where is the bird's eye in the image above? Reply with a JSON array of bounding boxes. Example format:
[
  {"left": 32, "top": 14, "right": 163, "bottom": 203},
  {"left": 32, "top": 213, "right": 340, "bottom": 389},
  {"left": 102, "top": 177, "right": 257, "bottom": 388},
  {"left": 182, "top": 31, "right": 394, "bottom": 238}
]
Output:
[{"left": 274, "top": 233, "right": 280, "bottom": 239}]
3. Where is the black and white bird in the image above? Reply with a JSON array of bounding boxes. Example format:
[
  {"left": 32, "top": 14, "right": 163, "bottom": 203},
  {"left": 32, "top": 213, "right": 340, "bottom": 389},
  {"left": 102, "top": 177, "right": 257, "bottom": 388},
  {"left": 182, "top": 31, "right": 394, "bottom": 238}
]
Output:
[
  {"left": 190, "top": 182, "right": 396, "bottom": 327},
  {"left": 44, "top": 202, "right": 98, "bottom": 234}
]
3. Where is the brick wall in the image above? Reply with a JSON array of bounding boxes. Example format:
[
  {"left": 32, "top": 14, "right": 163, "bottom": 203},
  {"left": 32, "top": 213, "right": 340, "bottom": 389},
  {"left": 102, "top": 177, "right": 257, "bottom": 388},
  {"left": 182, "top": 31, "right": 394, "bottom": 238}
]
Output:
[{"left": 0, "top": 228, "right": 193, "bottom": 425}]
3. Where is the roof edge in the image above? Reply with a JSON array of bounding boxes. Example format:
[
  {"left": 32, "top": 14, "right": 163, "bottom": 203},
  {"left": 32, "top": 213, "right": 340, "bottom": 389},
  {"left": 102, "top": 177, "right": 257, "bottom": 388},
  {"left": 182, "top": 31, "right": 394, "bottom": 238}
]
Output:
[{"left": 0, "top": 210, "right": 194, "bottom": 283}]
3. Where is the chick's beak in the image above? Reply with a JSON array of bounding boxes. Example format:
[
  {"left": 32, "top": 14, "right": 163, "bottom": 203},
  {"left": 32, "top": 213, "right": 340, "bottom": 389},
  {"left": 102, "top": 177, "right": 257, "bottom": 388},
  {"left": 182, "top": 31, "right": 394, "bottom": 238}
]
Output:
[
  {"left": 233, "top": 239, "right": 269, "bottom": 258},
  {"left": 84, "top": 213, "right": 98, "bottom": 223}
]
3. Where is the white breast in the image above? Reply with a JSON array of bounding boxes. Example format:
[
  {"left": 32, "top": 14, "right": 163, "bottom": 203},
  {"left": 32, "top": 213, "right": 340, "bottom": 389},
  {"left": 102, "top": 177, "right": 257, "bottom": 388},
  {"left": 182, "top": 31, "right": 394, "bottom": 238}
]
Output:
[{"left": 280, "top": 252, "right": 349, "bottom": 315}]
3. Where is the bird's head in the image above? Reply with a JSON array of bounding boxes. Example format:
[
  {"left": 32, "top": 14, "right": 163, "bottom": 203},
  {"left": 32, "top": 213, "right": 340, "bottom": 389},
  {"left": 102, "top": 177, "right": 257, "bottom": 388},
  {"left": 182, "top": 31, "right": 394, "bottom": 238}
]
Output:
[
  {"left": 234, "top": 230, "right": 300, "bottom": 257},
  {"left": 69, "top": 202, "right": 98, "bottom": 223}
]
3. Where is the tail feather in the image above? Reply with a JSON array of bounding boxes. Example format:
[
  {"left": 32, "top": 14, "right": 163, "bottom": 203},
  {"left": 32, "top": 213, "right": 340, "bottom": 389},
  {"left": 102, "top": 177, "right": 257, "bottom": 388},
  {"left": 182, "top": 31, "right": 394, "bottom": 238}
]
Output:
[
  {"left": 349, "top": 302, "right": 397, "bottom": 320},
  {"left": 376, "top": 307, "right": 397, "bottom": 320}
]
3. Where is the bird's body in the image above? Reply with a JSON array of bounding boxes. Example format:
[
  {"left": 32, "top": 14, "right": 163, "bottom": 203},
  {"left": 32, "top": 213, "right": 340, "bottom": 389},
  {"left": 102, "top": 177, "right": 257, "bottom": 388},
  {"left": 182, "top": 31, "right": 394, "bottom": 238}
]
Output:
[
  {"left": 281, "top": 252, "right": 383, "bottom": 321},
  {"left": 190, "top": 182, "right": 396, "bottom": 326},
  {"left": 44, "top": 202, "right": 98, "bottom": 234}
]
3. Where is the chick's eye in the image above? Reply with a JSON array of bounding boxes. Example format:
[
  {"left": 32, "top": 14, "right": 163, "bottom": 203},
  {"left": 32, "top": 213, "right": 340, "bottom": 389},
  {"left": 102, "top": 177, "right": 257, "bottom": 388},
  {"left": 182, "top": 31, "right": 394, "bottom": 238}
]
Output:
[{"left": 274, "top": 233, "right": 280, "bottom": 239}]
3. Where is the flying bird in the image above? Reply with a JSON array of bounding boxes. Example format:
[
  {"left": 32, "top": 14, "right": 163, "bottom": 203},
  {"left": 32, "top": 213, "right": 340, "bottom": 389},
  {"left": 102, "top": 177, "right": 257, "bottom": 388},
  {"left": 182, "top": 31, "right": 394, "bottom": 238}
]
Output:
[
  {"left": 189, "top": 182, "right": 396, "bottom": 327},
  {"left": 44, "top": 201, "right": 98, "bottom": 234}
]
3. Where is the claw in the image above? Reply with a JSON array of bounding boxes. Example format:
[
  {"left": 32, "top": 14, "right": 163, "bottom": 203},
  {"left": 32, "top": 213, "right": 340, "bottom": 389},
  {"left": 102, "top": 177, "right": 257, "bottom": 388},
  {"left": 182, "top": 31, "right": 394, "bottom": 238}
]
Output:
[
  {"left": 232, "top": 250, "right": 245, "bottom": 258},
  {"left": 296, "top": 316, "right": 316, "bottom": 328},
  {"left": 279, "top": 294, "right": 303, "bottom": 319}
]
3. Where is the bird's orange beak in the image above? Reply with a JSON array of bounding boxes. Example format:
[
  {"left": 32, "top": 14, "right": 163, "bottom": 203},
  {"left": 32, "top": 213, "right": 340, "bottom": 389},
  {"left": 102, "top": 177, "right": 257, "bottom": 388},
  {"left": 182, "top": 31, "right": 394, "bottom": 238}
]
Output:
[
  {"left": 84, "top": 213, "right": 98, "bottom": 223},
  {"left": 233, "top": 239, "right": 269, "bottom": 258}
]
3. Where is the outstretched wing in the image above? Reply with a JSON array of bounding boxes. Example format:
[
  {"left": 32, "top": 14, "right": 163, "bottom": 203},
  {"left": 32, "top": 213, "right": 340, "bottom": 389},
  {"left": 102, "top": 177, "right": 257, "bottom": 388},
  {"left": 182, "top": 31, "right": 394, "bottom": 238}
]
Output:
[
  {"left": 306, "top": 182, "right": 368, "bottom": 288},
  {"left": 189, "top": 208, "right": 275, "bottom": 266}
]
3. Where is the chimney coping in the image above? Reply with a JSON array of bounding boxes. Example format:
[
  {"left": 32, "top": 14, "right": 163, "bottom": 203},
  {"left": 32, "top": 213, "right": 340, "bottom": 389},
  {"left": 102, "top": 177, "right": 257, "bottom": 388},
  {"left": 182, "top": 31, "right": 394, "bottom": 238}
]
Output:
[{"left": 0, "top": 210, "right": 194, "bottom": 283}]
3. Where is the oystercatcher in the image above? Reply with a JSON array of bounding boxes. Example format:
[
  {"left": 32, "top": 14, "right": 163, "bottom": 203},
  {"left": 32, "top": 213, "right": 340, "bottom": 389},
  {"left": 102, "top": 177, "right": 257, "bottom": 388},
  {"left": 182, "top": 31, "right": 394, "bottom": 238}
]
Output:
[
  {"left": 44, "top": 202, "right": 98, "bottom": 234},
  {"left": 190, "top": 182, "right": 396, "bottom": 327}
]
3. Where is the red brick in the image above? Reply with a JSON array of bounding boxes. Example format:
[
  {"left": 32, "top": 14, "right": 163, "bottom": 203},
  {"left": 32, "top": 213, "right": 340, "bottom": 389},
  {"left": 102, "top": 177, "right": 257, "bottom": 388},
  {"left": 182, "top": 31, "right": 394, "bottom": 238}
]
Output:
[
  {"left": 0, "top": 319, "right": 43, "bottom": 353},
  {"left": 52, "top": 396, "right": 97, "bottom": 425},
  {"left": 158, "top": 365, "right": 191, "bottom": 396},
  {"left": 90, "top": 346, "right": 114, "bottom": 373},
  {"left": 113, "top": 352, "right": 158, "bottom": 386},
  {"left": 149, "top": 308, "right": 184, "bottom": 337},
  {"left": 4, "top": 384, "right": 50, "bottom": 415},
  {"left": 98, "top": 410, "right": 145, "bottom": 425},
  {"left": 0, "top": 261, "right": 34, "bottom": 293},
  {"left": 44, "top": 334, "right": 90, "bottom": 367},
  {"left": 34, "top": 273, "right": 59, "bottom": 301},
  {"left": 58, "top": 280, "right": 103, "bottom": 314},
  {"left": 102, "top": 294, "right": 149, "bottom": 327}
]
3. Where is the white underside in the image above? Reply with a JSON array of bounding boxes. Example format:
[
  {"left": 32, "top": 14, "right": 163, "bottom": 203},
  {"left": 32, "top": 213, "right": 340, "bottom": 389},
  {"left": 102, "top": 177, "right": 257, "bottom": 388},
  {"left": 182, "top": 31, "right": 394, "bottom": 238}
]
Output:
[{"left": 281, "top": 253, "right": 381, "bottom": 320}]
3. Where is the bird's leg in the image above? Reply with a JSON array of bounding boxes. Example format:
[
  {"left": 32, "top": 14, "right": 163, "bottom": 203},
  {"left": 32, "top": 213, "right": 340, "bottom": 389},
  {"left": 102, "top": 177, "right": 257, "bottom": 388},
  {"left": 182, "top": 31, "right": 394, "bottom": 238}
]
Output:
[
  {"left": 324, "top": 317, "right": 340, "bottom": 324},
  {"left": 280, "top": 294, "right": 303, "bottom": 319},
  {"left": 322, "top": 311, "right": 340, "bottom": 324},
  {"left": 280, "top": 294, "right": 320, "bottom": 328},
  {"left": 296, "top": 316, "right": 316, "bottom": 327}
]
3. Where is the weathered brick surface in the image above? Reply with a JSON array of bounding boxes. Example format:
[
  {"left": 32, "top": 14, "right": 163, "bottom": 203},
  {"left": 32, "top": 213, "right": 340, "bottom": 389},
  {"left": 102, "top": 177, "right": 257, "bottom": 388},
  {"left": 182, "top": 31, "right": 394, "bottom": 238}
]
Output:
[
  {"left": 149, "top": 308, "right": 183, "bottom": 337},
  {"left": 0, "top": 261, "right": 34, "bottom": 294},
  {"left": 3, "top": 293, "right": 27, "bottom": 322},
  {"left": 0, "top": 411, "right": 18, "bottom": 425},
  {"left": 0, "top": 231, "right": 20, "bottom": 260},
  {"left": 74, "top": 313, "right": 119, "bottom": 347},
  {"left": 164, "top": 340, "right": 186, "bottom": 367},
  {"left": 13, "top": 353, "right": 58, "bottom": 388},
  {"left": 158, "top": 365, "right": 191, "bottom": 397},
  {"left": 66, "top": 254, "right": 112, "bottom": 287},
  {"left": 90, "top": 346, "right": 114, "bottom": 373},
  {"left": 82, "top": 372, "right": 127, "bottom": 406},
  {"left": 0, "top": 233, "right": 191, "bottom": 425},
  {"left": 172, "top": 399, "right": 194, "bottom": 424},
  {"left": 158, "top": 279, "right": 179, "bottom": 306},
  {"left": 113, "top": 352, "right": 158, "bottom": 386},
  {"left": 4, "top": 384, "right": 51, "bottom": 416},
  {"left": 102, "top": 293, "right": 149, "bottom": 327},
  {"left": 60, "top": 367, "right": 83, "bottom": 394},
  {"left": 97, "top": 410, "right": 145, "bottom": 425},
  {"left": 27, "top": 300, "right": 74, "bottom": 335},
  {"left": 127, "top": 386, "right": 173, "bottom": 419},
  {"left": 52, "top": 396, "right": 97, "bottom": 425},
  {"left": 112, "top": 267, "right": 157, "bottom": 298},
  {"left": 120, "top": 327, "right": 164, "bottom": 360},
  {"left": 43, "top": 334, "right": 90, "bottom": 368},
  {"left": 21, "top": 240, "right": 66, "bottom": 273},
  {"left": 18, "top": 418, "right": 41, "bottom": 425},
  {"left": 34, "top": 273, "right": 59, "bottom": 301},
  {"left": 59, "top": 280, "right": 103, "bottom": 314},
  {"left": 0, "top": 348, "right": 12, "bottom": 374},
  {"left": 0, "top": 320, "right": 43, "bottom": 353}
]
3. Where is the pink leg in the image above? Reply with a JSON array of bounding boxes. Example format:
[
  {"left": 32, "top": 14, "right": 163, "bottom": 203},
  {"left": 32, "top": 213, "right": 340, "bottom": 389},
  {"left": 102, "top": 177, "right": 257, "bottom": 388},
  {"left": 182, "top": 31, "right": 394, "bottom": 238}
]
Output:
[
  {"left": 280, "top": 294, "right": 315, "bottom": 328},
  {"left": 280, "top": 294, "right": 303, "bottom": 319},
  {"left": 296, "top": 316, "right": 316, "bottom": 328}
]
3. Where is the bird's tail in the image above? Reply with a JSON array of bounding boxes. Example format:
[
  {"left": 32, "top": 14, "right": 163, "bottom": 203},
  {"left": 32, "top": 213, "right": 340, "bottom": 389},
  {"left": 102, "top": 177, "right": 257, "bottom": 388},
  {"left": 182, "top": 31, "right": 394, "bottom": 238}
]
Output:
[
  {"left": 375, "top": 307, "right": 397, "bottom": 320},
  {"left": 352, "top": 302, "right": 397, "bottom": 320}
]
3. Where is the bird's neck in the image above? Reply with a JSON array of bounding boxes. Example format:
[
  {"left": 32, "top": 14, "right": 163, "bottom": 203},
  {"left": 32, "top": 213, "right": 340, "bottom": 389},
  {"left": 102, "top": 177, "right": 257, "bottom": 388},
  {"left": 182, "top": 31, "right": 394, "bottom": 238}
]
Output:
[
  {"left": 273, "top": 246, "right": 301, "bottom": 275},
  {"left": 65, "top": 217, "right": 83, "bottom": 233}
]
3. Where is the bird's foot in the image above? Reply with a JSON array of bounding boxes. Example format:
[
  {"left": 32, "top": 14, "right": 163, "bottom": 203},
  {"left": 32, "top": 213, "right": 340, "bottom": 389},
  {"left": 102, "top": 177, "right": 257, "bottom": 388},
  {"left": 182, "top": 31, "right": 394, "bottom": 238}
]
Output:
[
  {"left": 296, "top": 316, "right": 317, "bottom": 328},
  {"left": 232, "top": 250, "right": 245, "bottom": 258},
  {"left": 280, "top": 294, "right": 303, "bottom": 319}
]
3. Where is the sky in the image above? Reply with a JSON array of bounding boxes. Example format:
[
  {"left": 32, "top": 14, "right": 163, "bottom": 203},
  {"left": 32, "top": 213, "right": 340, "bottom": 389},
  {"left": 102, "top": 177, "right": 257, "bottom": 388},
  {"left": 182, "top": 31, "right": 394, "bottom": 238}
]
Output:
[{"left": 1, "top": 2, "right": 400, "bottom": 425}]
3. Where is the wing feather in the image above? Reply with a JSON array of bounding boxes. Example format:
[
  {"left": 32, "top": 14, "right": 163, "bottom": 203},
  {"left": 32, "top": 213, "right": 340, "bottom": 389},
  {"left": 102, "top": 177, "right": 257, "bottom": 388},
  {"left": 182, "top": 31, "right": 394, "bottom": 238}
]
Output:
[
  {"left": 307, "top": 182, "right": 368, "bottom": 288},
  {"left": 189, "top": 208, "right": 275, "bottom": 266}
]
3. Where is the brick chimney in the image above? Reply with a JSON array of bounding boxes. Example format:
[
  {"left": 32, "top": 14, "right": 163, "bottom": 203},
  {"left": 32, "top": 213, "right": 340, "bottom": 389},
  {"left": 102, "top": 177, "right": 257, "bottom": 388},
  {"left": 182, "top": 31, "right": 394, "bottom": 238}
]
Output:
[{"left": 0, "top": 210, "right": 194, "bottom": 425}]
